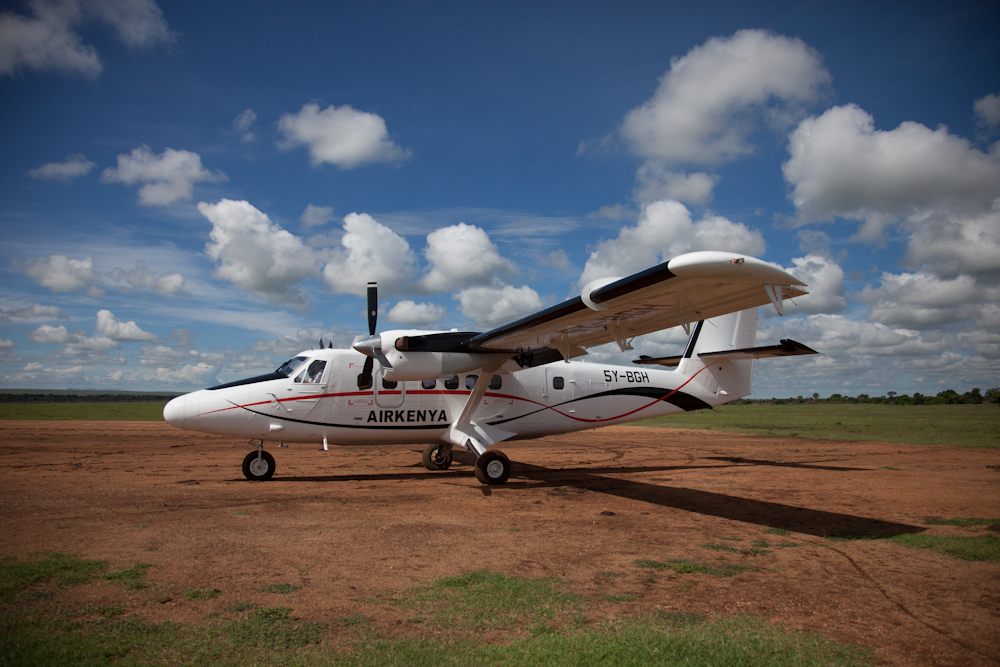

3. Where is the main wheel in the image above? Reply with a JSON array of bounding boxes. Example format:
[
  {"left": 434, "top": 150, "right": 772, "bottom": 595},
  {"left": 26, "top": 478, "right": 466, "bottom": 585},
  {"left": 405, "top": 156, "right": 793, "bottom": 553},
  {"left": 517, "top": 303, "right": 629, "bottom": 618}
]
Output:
[
  {"left": 422, "top": 443, "right": 453, "bottom": 470},
  {"left": 242, "top": 450, "right": 276, "bottom": 481},
  {"left": 474, "top": 450, "right": 510, "bottom": 485}
]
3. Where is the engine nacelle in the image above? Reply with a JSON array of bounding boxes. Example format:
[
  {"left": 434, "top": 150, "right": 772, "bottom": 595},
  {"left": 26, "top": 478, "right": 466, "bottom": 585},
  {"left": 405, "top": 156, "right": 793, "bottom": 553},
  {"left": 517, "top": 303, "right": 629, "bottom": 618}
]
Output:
[
  {"left": 355, "top": 329, "right": 506, "bottom": 381},
  {"left": 381, "top": 350, "right": 499, "bottom": 381}
]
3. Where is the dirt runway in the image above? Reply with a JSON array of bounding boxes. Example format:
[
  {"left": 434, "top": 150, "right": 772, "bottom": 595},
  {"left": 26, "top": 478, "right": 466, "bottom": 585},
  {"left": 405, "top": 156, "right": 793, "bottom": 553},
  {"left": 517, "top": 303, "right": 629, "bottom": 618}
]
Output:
[{"left": 2, "top": 420, "right": 998, "bottom": 666}]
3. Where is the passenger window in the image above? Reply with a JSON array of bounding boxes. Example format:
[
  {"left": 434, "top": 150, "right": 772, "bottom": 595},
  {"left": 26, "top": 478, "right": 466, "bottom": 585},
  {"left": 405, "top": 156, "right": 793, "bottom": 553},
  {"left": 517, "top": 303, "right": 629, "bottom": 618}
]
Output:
[
  {"left": 552, "top": 376, "right": 565, "bottom": 390},
  {"left": 444, "top": 375, "right": 459, "bottom": 390},
  {"left": 421, "top": 379, "right": 436, "bottom": 390},
  {"left": 381, "top": 377, "right": 397, "bottom": 390},
  {"left": 489, "top": 375, "right": 502, "bottom": 390},
  {"left": 465, "top": 375, "right": 478, "bottom": 390}
]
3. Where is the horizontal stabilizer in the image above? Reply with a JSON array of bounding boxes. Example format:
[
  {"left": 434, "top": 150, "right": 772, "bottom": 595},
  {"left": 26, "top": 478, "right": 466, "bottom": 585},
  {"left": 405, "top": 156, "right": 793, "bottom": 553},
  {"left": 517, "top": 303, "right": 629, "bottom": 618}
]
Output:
[{"left": 634, "top": 339, "right": 818, "bottom": 367}]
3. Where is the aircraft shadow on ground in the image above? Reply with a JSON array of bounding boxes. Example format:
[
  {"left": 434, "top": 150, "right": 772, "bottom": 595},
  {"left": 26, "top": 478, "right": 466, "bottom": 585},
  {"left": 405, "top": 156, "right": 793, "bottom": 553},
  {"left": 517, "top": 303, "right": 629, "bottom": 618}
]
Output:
[{"left": 269, "top": 454, "right": 922, "bottom": 539}]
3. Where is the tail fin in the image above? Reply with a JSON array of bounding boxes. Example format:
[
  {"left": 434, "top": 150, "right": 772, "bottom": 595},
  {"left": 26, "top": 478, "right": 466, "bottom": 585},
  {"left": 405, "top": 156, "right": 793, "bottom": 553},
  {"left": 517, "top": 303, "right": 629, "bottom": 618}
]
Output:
[{"left": 677, "top": 307, "right": 758, "bottom": 401}]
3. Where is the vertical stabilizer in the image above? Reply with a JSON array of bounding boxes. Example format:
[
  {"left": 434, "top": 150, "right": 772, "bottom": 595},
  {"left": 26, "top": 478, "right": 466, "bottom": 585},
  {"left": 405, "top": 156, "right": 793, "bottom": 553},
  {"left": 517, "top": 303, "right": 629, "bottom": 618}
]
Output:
[{"left": 677, "top": 308, "right": 758, "bottom": 402}]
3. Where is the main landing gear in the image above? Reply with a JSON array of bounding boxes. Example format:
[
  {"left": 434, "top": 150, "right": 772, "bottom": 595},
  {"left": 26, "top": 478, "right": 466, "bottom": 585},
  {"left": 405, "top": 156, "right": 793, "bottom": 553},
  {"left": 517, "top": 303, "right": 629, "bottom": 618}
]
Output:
[
  {"left": 474, "top": 450, "right": 511, "bottom": 485},
  {"left": 423, "top": 442, "right": 510, "bottom": 484},
  {"left": 242, "top": 440, "right": 275, "bottom": 481},
  {"left": 421, "top": 442, "right": 512, "bottom": 484}
]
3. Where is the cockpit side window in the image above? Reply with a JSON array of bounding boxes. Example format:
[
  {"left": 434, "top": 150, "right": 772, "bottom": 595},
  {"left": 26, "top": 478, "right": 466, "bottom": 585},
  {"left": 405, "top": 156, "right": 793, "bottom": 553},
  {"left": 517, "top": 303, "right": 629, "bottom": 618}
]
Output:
[
  {"left": 277, "top": 356, "right": 309, "bottom": 378},
  {"left": 294, "top": 359, "right": 327, "bottom": 384}
]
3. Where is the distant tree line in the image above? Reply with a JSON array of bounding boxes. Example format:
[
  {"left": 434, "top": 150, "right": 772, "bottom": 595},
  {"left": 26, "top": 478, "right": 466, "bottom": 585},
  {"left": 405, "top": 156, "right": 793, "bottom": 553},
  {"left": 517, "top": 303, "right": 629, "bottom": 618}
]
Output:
[
  {"left": 746, "top": 388, "right": 998, "bottom": 406},
  {"left": 0, "top": 393, "right": 183, "bottom": 403}
]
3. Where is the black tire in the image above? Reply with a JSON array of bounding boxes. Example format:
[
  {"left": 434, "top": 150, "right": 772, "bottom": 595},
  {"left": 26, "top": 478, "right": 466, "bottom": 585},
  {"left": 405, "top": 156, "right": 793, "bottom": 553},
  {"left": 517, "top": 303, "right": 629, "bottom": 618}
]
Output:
[
  {"left": 242, "top": 450, "right": 276, "bottom": 481},
  {"left": 422, "top": 443, "right": 453, "bottom": 470},
  {"left": 474, "top": 450, "right": 510, "bottom": 485}
]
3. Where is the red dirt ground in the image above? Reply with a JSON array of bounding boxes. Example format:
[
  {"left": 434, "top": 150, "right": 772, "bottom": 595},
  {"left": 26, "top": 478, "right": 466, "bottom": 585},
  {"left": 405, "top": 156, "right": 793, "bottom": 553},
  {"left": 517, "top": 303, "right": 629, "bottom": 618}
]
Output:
[{"left": 2, "top": 420, "right": 998, "bottom": 666}]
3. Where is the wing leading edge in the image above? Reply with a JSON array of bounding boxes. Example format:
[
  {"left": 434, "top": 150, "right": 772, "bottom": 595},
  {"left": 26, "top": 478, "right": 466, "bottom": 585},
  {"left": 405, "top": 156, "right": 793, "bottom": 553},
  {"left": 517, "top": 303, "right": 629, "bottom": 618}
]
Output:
[{"left": 468, "top": 251, "right": 807, "bottom": 361}]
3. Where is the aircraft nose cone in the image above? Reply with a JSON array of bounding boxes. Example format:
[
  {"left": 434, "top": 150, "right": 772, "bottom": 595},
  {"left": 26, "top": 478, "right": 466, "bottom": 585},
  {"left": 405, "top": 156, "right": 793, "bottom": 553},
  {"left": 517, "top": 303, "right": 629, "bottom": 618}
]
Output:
[{"left": 163, "top": 395, "right": 185, "bottom": 428}]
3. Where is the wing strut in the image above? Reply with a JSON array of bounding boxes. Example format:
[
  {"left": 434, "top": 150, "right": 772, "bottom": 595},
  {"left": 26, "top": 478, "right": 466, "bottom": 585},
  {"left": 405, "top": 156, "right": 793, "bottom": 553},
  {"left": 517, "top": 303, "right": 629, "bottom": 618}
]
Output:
[{"left": 441, "top": 357, "right": 516, "bottom": 456}]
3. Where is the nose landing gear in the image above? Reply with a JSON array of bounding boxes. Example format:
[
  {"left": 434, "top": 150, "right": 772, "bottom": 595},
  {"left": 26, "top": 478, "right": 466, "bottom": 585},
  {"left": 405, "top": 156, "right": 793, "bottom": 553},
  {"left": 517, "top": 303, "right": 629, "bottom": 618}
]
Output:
[{"left": 242, "top": 440, "right": 275, "bottom": 480}]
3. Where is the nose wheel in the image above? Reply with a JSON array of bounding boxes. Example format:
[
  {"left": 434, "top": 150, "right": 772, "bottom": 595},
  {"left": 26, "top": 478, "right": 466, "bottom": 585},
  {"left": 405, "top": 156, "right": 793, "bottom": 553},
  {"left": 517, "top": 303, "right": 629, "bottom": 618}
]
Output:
[
  {"left": 422, "top": 443, "right": 453, "bottom": 470},
  {"left": 242, "top": 449, "right": 275, "bottom": 481}
]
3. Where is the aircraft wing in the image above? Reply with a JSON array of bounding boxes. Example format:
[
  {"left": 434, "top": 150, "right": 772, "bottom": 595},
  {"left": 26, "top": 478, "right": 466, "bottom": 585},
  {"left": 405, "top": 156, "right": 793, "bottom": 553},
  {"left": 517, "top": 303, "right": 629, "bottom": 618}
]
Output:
[{"left": 467, "top": 251, "right": 807, "bottom": 360}]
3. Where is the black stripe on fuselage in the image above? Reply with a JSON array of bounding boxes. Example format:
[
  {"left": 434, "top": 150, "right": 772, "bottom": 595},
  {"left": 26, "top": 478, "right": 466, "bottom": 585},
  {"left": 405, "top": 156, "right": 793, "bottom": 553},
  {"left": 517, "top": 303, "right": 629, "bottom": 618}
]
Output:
[
  {"left": 488, "top": 386, "right": 711, "bottom": 426},
  {"left": 234, "top": 404, "right": 446, "bottom": 430}
]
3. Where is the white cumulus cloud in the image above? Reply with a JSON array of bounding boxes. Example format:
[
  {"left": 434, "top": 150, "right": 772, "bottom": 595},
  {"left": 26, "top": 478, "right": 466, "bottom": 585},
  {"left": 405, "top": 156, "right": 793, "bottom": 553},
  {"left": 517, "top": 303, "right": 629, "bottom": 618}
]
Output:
[
  {"left": 779, "top": 315, "right": 949, "bottom": 358},
  {"left": 456, "top": 284, "right": 543, "bottom": 327},
  {"left": 578, "top": 199, "right": 766, "bottom": 287},
  {"left": 421, "top": 222, "right": 515, "bottom": 292},
  {"left": 95, "top": 309, "right": 158, "bottom": 341},
  {"left": 301, "top": 204, "right": 335, "bottom": 227},
  {"left": 277, "top": 102, "right": 410, "bottom": 169},
  {"left": 28, "top": 323, "right": 119, "bottom": 353},
  {"left": 780, "top": 254, "right": 846, "bottom": 315},
  {"left": 1, "top": 303, "right": 69, "bottom": 321},
  {"left": 0, "top": 0, "right": 171, "bottom": 78},
  {"left": 632, "top": 165, "right": 718, "bottom": 206},
  {"left": 200, "top": 199, "right": 323, "bottom": 306},
  {"left": 858, "top": 272, "right": 998, "bottom": 329},
  {"left": 618, "top": 29, "right": 830, "bottom": 165},
  {"left": 28, "top": 153, "right": 95, "bottom": 181},
  {"left": 106, "top": 260, "right": 187, "bottom": 295},
  {"left": 103, "top": 146, "right": 227, "bottom": 206},
  {"left": 322, "top": 212, "right": 417, "bottom": 296},
  {"left": 974, "top": 92, "right": 1000, "bottom": 130},
  {"left": 150, "top": 362, "right": 218, "bottom": 386},
  {"left": 902, "top": 205, "right": 1000, "bottom": 279},
  {"left": 387, "top": 300, "right": 446, "bottom": 326},
  {"left": 783, "top": 103, "right": 1000, "bottom": 282},
  {"left": 783, "top": 104, "right": 1000, "bottom": 232},
  {"left": 21, "top": 254, "right": 104, "bottom": 296},
  {"left": 231, "top": 108, "right": 257, "bottom": 142}
]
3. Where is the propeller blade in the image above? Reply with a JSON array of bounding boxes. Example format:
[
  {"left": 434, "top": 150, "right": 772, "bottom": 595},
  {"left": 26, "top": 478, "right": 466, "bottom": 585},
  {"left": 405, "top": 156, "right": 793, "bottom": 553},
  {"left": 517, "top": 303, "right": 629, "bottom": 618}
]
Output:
[
  {"left": 372, "top": 346, "right": 392, "bottom": 369},
  {"left": 367, "top": 282, "right": 377, "bottom": 336},
  {"left": 357, "top": 356, "right": 374, "bottom": 390}
]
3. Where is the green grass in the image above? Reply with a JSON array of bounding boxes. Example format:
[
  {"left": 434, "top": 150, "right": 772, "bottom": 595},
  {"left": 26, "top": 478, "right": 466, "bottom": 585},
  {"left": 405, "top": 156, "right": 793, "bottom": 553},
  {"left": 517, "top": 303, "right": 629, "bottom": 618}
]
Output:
[
  {"left": 1, "top": 553, "right": 151, "bottom": 602},
  {"left": 390, "top": 570, "right": 583, "bottom": 632},
  {"left": 262, "top": 584, "right": 301, "bottom": 594},
  {"left": 0, "top": 556, "right": 874, "bottom": 667},
  {"left": 182, "top": 588, "right": 221, "bottom": 600},
  {"left": 634, "top": 558, "right": 759, "bottom": 577},
  {"left": 830, "top": 529, "right": 1000, "bottom": 562},
  {"left": 0, "top": 402, "right": 168, "bottom": 421},
  {"left": 924, "top": 517, "right": 999, "bottom": 527},
  {"left": 887, "top": 534, "right": 1000, "bottom": 561},
  {"left": 637, "top": 403, "right": 1000, "bottom": 447}
]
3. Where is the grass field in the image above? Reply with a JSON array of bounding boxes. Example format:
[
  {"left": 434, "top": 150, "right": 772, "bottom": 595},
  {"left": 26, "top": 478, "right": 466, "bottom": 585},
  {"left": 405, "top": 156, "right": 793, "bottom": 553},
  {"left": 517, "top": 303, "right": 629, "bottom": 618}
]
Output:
[
  {"left": 0, "top": 402, "right": 168, "bottom": 421},
  {"left": 2, "top": 401, "right": 998, "bottom": 448},
  {"left": 638, "top": 403, "right": 999, "bottom": 448},
  {"left": 1, "top": 555, "right": 874, "bottom": 667}
]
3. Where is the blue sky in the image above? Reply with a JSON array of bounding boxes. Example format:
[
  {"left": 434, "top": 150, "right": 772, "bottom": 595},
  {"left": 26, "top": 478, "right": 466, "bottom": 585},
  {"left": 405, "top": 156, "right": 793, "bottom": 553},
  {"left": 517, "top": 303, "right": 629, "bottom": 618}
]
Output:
[{"left": 2, "top": 0, "right": 999, "bottom": 397}]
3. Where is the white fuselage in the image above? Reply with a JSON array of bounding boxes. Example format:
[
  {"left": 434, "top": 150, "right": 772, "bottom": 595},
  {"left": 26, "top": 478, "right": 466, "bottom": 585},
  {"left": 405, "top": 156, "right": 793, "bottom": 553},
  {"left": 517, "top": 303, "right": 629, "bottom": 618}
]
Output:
[{"left": 163, "top": 348, "right": 727, "bottom": 447}]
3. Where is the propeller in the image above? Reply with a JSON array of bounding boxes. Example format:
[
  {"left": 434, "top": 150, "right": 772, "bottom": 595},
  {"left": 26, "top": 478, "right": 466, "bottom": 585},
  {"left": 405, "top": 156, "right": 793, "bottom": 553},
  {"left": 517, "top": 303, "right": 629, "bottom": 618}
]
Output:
[{"left": 354, "top": 282, "right": 386, "bottom": 390}]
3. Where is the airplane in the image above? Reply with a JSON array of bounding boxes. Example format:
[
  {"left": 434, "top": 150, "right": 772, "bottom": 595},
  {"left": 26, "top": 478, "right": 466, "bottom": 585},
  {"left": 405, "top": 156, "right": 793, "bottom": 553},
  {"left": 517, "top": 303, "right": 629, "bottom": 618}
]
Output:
[{"left": 163, "top": 250, "right": 819, "bottom": 485}]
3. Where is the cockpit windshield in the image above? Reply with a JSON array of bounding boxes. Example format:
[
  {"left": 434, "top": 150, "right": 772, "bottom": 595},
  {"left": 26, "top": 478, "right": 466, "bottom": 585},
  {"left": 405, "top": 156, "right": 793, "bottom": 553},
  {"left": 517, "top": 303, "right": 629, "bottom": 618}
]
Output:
[{"left": 276, "top": 356, "right": 309, "bottom": 378}]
